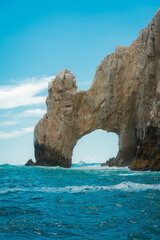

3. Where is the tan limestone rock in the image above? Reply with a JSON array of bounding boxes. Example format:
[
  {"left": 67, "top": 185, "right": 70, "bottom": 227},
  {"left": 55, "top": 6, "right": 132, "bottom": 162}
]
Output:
[{"left": 33, "top": 9, "right": 160, "bottom": 170}]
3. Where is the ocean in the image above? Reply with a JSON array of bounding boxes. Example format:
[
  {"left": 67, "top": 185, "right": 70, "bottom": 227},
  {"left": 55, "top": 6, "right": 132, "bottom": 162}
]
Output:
[{"left": 0, "top": 164, "right": 160, "bottom": 240}]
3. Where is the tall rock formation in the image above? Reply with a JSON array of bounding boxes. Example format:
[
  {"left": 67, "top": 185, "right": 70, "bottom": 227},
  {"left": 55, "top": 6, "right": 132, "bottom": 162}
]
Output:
[{"left": 33, "top": 9, "right": 160, "bottom": 170}]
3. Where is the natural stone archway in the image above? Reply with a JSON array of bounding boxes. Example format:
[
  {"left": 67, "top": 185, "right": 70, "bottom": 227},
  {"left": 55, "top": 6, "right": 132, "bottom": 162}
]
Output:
[
  {"left": 34, "top": 65, "right": 136, "bottom": 168},
  {"left": 32, "top": 9, "right": 160, "bottom": 170}
]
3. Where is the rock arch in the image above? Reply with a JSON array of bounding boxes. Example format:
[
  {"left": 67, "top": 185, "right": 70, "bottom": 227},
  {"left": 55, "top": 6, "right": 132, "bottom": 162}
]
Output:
[
  {"left": 34, "top": 66, "right": 137, "bottom": 168},
  {"left": 33, "top": 10, "right": 160, "bottom": 170}
]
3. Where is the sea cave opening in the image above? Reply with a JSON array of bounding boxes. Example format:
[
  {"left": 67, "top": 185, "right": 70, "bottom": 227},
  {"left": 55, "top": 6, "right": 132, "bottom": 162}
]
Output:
[{"left": 72, "top": 129, "right": 119, "bottom": 165}]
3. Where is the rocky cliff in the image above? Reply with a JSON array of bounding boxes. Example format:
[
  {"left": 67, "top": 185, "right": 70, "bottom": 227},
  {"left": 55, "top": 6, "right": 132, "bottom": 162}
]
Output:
[{"left": 32, "top": 9, "right": 160, "bottom": 170}]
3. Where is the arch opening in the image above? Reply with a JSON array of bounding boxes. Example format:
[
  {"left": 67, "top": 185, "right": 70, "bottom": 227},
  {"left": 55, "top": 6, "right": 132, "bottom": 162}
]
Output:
[{"left": 72, "top": 130, "right": 119, "bottom": 164}]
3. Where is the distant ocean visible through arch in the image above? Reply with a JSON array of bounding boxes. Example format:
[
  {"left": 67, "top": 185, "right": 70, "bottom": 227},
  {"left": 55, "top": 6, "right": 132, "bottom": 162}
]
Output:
[{"left": 72, "top": 130, "right": 119, "bottom": 164}]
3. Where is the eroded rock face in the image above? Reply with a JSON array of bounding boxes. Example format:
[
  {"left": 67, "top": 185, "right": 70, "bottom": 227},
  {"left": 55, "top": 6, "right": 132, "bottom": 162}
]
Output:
[{"left": 34, "top": 9, "right": 160, "bottom": 170}]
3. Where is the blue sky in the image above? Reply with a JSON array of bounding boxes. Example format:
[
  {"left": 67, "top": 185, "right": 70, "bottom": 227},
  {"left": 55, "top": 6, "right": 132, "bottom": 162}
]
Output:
[{"left": 0, "top": 1, "right": 159, "bottom": 165}]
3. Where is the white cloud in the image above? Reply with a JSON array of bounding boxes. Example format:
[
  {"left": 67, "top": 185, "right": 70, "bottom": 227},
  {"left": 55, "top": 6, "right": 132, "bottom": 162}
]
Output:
[
  {"left": 0, "top": 121, "right": 19, "bottom": 127},
  {"left": 84, "top": 155, "right": 97, "bottom": 163},
  {"left": 25, "top": 108, "right": 46, "bottom": 116},
  {"left": 0, "top": 126, "right": 34, "bottom": 139},
  {"left": 0, "top": 76, "right": 55, "bottom": 109},
  {"left": 17, "top": 108, "right": 46, "bottom": 118},
  {"left": 78, "top": 81, "right": 92, "bottom": 86}
]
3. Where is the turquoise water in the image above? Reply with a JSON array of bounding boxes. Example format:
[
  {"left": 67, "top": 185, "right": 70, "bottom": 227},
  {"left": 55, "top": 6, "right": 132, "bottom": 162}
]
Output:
[{"left": 0, "top": 164, "right": 160, "bottom": 240}]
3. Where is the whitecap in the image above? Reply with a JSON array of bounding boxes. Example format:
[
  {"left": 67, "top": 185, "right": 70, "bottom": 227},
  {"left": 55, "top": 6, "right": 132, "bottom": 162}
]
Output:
[
  {"left": 111, "top": 182, "right": 160, "bottom": 191},
  {"left": 0, "top": 187, "right": 27, "bottom": 194},
  {"left": 1, "top": 182, "right": 160, "bottom": 194},
  {"left": 119, "top": 173, "right": 143, "bottom": 176}
]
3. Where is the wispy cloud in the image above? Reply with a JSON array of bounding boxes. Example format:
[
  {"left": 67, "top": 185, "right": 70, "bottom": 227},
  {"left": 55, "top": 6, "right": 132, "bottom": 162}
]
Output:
[
  {"left": 17, "top": 108, "right": 46, "bottom": 118},
  {"left": 0, "top": 126, "right": 34, "bottom": 139},
  {"left": 84, "top": 155, "right": 97, "bottom": 163},
  {"left": 0, "top": 121, "right": 19, "bottom": 127},
  {"left": 78, "top": 81, "right": 92, "bottom": 86},
  {"left": 0, "top": 76, "right": 55, "bottom": 109}
]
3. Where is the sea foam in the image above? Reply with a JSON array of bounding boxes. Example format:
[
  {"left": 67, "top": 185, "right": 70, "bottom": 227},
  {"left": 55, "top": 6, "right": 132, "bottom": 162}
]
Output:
[{"left": 1, "top": 182, "right": 160, "bottom": 194}]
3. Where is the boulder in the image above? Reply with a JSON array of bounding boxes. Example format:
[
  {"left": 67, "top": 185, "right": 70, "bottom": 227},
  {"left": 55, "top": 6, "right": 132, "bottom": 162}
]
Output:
[{"left": 25, "top": 159, "right": 37, "bottom": 166}]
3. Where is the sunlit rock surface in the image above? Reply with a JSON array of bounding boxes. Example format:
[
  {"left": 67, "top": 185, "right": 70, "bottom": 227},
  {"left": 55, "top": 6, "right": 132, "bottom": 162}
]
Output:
[{"left": 33, "top": 9, "right": 160, "bottom": 170}]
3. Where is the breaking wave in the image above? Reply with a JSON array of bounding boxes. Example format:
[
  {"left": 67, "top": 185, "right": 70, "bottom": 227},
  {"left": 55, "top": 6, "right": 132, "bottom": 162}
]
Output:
[{"left": 1, "top": 182, "right": 160, "bottom": 194}]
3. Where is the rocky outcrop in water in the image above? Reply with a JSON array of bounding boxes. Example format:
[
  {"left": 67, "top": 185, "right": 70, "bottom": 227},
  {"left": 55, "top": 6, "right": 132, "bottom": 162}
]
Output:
[
  {"left": 25, "top": 159, "right": 37, "bottom": 166},
  {"left": 33, "top": 9, "right": 160, "bottom": 170},
  {"left": 101, "top": 158, "right": 116, "bottom": 167}
]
